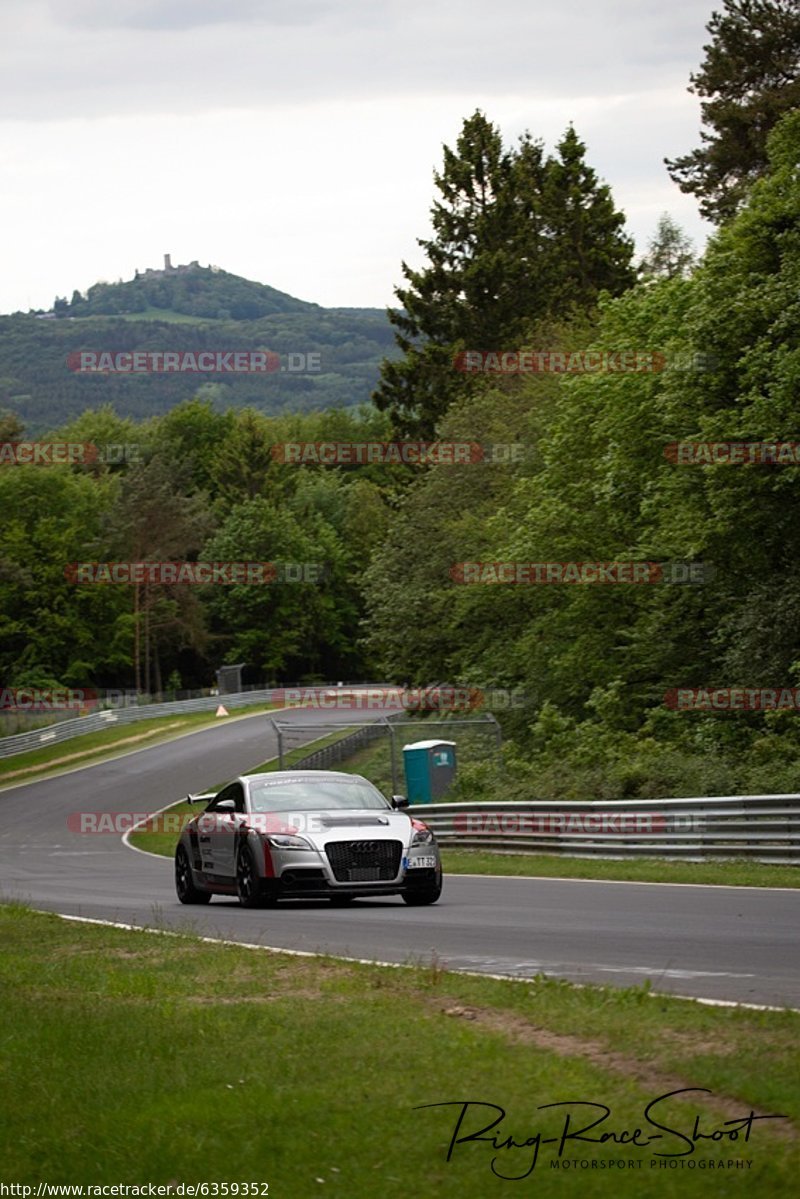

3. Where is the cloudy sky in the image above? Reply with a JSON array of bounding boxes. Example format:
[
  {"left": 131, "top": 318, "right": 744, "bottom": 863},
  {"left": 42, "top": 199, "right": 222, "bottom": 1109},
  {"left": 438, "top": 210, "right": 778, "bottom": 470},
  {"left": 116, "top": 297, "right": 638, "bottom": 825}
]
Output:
[{"left": 0, "top": 0, "right": 717, "bottom": 314}]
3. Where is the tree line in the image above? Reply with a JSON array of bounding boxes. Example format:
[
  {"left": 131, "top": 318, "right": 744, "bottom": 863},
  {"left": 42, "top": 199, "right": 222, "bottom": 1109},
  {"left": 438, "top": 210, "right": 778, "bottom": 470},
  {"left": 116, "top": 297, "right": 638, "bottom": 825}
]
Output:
[{"left": 2, "top": 0, "right": 799, "bottom": 797}]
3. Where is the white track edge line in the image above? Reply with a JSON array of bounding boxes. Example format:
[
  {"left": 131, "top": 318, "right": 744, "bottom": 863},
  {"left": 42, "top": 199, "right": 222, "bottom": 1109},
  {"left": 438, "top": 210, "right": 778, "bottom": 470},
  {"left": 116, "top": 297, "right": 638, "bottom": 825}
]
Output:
[
  {"left": 34, "top": 909, "right": 800, "bottom": 1014},
  {"left": 448, "top": 871, "right": 800, "bottom": 893}
]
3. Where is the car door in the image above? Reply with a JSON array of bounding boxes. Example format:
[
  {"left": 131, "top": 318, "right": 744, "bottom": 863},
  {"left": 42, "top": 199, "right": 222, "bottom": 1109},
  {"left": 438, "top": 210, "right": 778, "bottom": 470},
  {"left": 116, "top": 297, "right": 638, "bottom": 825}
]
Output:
[
  {"left": 197, "top": 784, "right": 244, "bottom": 878},
  {"left": 219, "top": 783, "right": 247, "bottom": 877}
]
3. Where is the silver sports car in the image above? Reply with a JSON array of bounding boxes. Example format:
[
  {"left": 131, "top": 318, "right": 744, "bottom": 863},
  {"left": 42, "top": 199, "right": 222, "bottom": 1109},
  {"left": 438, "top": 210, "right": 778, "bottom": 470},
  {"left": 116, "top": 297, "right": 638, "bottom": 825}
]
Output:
[{"left": 174, "top": 770, "right": 442, "bottom": 908}]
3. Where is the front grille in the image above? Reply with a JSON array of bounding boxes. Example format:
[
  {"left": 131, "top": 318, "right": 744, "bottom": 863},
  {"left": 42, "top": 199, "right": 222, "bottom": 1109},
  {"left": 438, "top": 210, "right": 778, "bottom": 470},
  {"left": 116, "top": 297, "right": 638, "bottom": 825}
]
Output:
[
  {"left": 280, "top": 869, "right": 328, "bottom": 891},
  {"left": 325, "top": 839, "right": 403, "bottom": 883}
]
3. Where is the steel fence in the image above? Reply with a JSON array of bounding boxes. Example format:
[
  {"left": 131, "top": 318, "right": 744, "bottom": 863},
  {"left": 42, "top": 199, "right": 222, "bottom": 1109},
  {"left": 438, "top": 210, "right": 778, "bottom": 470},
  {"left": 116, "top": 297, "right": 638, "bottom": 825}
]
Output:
[
  {"left": 0, "top": 685, "right": 387, "bottom": 761},
  {"left": 288, "top": 720, "right": 398, "bottom": 772},
  {"left": 407, "top": 795, "right": 800, "bottom": 864}
]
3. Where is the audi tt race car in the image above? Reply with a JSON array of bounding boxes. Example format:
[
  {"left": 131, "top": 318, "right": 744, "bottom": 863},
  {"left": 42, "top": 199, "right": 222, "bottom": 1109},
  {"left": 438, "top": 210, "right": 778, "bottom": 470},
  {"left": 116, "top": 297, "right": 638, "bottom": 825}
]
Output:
[{"left": 174, "top": 770, "right": 442, "bottom": 908}]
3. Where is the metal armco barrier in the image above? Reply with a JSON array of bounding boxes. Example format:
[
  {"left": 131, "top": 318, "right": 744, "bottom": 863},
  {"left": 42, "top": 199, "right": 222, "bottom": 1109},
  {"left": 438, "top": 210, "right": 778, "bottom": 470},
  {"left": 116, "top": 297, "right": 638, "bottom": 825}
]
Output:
[
  {"left": 407, "top": 796, "right": 800, "bottom": 864},
  {"left": 0, "top": 685, "right": 389, "bottom": 761}
]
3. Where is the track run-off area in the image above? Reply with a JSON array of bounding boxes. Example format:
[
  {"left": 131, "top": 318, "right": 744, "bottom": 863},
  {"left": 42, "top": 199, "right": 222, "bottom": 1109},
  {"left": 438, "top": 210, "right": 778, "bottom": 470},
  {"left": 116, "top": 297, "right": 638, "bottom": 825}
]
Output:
[{"left": 1, "top": 705, "right": 798, "bottom": 1009}]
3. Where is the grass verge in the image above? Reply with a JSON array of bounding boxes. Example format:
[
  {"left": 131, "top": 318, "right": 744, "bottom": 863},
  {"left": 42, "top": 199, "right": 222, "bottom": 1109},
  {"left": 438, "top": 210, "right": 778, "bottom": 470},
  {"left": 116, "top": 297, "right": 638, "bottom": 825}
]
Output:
[
  {"left": 440, "top": 849, "right": 800, "bottom": 889},
  {"left": 0, "top": 904, "right": 797, "bottom": 1196},
  {"left": 0, "top": 704, "right": 279, "bottom": 788}
]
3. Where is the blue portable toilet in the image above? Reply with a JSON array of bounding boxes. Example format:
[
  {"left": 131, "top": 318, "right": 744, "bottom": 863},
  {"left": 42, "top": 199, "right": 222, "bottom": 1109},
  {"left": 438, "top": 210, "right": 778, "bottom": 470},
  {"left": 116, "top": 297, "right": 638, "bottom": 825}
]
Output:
[{"left": 402, "top": 740, "right": 457, "bottom": 804}]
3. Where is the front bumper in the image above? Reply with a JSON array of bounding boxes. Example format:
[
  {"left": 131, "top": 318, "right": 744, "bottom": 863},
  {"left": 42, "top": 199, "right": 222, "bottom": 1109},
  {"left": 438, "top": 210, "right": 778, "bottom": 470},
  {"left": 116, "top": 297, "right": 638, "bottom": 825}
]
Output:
[{"left": 260, "top": 835, "right": 440, "bottom": 898}]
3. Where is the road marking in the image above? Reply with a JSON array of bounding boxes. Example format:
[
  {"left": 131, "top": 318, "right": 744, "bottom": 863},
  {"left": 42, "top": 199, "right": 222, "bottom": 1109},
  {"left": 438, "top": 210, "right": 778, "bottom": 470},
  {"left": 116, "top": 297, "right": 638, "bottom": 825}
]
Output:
[
  {"left": 30, "top": 909, "right": 800, "bottom": 1014},
  {"left": 586, "top": 964, "right": 757, "bottom": 979},
  {"left": 447, "top": 955, "right": 757, "bottom": 982}
]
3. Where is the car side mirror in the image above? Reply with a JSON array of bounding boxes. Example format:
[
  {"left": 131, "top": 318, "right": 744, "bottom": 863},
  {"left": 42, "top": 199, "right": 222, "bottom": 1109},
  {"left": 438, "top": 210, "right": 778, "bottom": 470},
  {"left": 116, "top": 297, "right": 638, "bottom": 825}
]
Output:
[
  {"left": 391, "top": 795, "right": 409, "bottom": 809},
  {"left": 214, "top": 799, "right": 236, "bottom": 812}
]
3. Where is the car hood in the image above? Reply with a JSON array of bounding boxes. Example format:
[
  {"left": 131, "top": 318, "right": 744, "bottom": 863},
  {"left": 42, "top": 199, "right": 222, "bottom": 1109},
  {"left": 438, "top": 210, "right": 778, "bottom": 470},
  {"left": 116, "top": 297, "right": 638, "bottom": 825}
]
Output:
[{"left": 245, "top": 808, "right": 414, "bottom": 846}]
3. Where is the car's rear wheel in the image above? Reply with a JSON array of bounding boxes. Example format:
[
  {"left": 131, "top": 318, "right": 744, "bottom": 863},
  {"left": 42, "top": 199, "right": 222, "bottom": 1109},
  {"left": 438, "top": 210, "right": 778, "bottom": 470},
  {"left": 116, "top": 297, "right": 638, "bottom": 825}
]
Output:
[
  {"left": 175, "top": 845, "right": 211, "bottom": 905},
  {"left": 402, "top": 882, "right": 442, "bottom": 906},
  {"left": 236, "top": 843, "right": 276, "bottom": 908}
]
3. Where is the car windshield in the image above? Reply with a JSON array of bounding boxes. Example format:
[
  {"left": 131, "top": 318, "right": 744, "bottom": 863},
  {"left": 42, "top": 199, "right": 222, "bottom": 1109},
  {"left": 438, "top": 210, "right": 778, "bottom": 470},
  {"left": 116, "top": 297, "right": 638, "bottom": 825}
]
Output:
[{"left": 247, "top": 778, "right": 391, "bottom": 813}]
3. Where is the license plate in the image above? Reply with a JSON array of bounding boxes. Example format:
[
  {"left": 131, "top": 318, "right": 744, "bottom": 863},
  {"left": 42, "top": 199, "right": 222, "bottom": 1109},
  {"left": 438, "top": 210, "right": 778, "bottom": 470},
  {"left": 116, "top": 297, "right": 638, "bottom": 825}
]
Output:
[{"left": 408, "top": 855, "right": 437, "bottom": 869}]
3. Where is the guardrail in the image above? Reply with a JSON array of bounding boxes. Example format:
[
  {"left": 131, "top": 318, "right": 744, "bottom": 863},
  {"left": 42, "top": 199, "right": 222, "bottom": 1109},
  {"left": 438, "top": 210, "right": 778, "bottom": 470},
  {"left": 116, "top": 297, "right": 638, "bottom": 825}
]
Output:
[
  {"left": 407, "top": 796, "right": 800, "bottom": 865},
  {"left": 0, "top": 685, "right": 388, "bottom": 761}
]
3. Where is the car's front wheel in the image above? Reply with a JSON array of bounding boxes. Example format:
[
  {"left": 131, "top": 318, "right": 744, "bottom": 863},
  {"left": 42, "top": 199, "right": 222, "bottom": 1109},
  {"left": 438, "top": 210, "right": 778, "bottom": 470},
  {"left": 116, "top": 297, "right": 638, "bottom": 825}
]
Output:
[
  {"left": 175, "top": 845, "right": 211, "bottom": 905},
  {"left": 236, "top": 843, "right": 275, "bottom": 908},
  {"left": 402, "top": 881, "right": 442, "bottom": 906}
]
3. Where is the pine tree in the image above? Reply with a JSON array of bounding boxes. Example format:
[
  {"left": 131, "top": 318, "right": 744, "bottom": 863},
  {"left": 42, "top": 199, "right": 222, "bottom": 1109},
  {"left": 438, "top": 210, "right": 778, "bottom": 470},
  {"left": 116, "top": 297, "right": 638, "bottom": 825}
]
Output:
[
  {"left": 665, "top": 0, "right": 800, "bottom": 224},
  {"left": 638, "top": 213, "right": 696, "bottom": 280},
  {"left": 540, "top": 126, "right": 636, "bottom": 311},
  {"left": 373, "top": 112, "right": 518, "bottom": 437},
  {"left": 373, "top": 113, "right": 634, "bottom": 437}
]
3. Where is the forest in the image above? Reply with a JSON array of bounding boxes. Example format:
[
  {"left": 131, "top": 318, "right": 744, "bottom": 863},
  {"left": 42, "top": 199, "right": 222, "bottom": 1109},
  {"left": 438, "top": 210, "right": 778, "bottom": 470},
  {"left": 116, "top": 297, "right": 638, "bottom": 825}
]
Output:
[{"left": 2, "top": 0, "right": 799, "bottom": 800}]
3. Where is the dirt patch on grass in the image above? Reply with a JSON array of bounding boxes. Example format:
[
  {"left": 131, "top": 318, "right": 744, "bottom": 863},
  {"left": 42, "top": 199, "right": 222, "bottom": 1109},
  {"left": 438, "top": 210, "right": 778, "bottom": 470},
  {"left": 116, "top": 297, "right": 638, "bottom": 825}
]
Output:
[
  {"left": 433, "top": 999, "right": 797, "bottom": 1139},
  {"left": 654, "top": 1028, "right": 739, "bottom": 1056},
  {"left": 183, "top": 987, "right": 329, "bottom": 1005}
]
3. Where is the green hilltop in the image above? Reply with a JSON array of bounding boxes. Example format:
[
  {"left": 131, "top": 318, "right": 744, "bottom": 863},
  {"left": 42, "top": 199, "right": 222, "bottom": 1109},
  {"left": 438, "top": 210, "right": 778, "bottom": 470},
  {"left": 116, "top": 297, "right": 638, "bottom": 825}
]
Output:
[{"left": 0, "top": 259, "right": 397, "bottom": 434}]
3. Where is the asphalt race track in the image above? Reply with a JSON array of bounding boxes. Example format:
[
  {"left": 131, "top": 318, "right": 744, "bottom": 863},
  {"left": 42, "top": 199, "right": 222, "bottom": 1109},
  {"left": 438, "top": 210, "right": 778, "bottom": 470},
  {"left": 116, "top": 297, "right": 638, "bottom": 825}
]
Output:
[{"left": 1, "top": 709, "right": 799, "bottom": 1009}]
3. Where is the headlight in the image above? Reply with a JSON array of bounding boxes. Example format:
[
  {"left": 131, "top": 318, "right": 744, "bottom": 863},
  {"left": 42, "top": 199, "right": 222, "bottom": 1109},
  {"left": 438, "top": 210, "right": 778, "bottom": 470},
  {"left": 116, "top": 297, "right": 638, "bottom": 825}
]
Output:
[
  {"left": 266, "top": 833, "right": 314, "bottom": 850},
  {"left": 411, "top": 827, "right": 434, "bottom": 846}
]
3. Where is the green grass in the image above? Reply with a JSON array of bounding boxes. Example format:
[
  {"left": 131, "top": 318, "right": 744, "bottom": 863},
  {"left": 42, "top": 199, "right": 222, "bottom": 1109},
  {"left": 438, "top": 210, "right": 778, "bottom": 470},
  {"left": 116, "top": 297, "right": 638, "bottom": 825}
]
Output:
[
  {"left": 440, "top": 849, "right": 800, "bottom": 888},
  {"left": 0, "top": 705, "right": 280, "bottom": 789},
  {"left": 0, "top": 904, "right": 797, "bottom": 1196}
]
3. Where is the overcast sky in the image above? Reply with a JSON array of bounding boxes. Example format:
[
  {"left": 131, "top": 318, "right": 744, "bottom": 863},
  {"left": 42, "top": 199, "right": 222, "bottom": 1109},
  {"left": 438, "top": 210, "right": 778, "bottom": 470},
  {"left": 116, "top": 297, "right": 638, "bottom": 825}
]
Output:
[{"left": 0, "top": 0, "right": 718, "bottom": 313}]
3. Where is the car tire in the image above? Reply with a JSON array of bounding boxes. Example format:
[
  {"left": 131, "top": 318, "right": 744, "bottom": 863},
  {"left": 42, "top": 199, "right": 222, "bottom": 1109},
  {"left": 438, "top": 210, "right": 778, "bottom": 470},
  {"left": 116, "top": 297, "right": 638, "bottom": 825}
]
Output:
[
  {"left": 175, "top": 845, "right": 212, "bottom": 905},
  {"left": 236, "top": 843, "right": 275, "bottom": 908},
  {"left": 329, "top": 895, "right": 356, "bottom": 906},
  {"left": 402, "top": 882, "right": 442, "bottom": 906}
]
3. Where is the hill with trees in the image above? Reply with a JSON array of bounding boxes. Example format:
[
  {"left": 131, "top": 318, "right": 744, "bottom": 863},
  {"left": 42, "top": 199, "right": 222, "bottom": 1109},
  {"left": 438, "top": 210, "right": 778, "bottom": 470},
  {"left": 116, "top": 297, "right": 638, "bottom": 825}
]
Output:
[{"left": 0, "top": 262, "right": 397, "bottom": 433}]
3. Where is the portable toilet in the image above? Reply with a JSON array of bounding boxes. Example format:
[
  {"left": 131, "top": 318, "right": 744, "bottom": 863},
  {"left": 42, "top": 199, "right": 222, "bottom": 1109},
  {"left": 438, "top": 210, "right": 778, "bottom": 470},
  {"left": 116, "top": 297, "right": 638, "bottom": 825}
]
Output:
[{"left": 402, "top": 740, "right": 457, "bottom": 804}]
